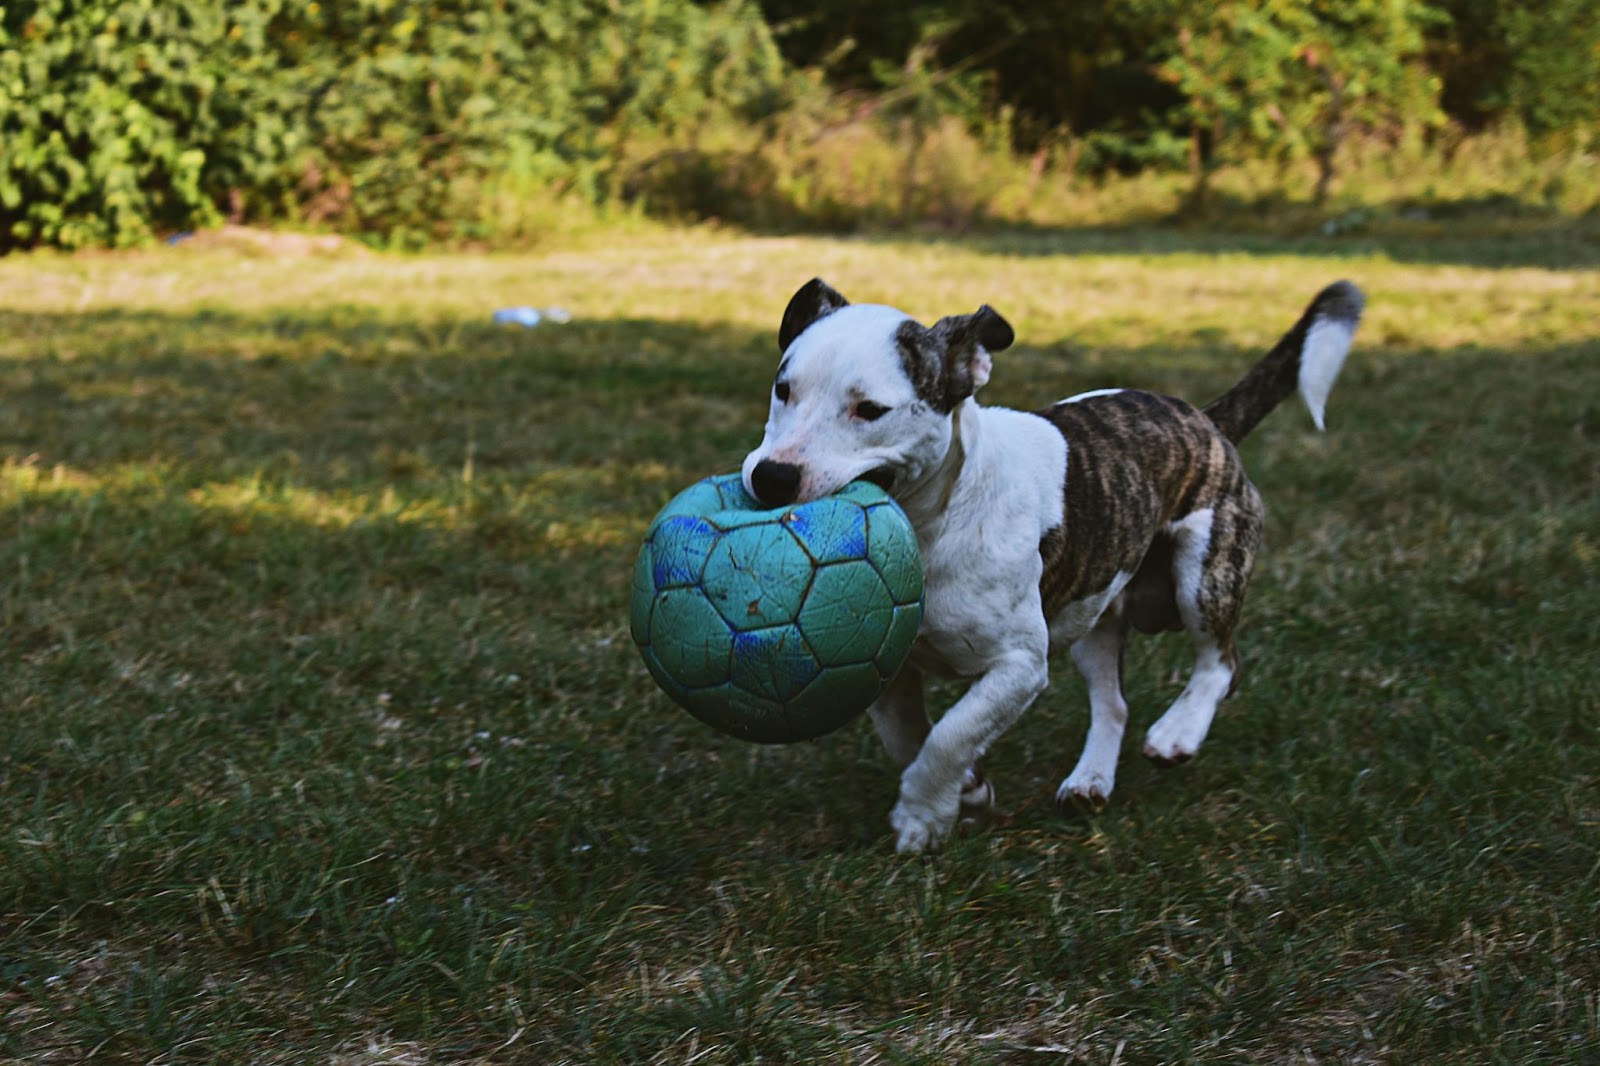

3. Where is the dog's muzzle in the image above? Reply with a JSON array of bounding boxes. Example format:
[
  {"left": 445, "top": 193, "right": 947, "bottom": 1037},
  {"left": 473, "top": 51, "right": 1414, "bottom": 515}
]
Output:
[{"left": 750, "top": 459, "right": 803, "bottom": 507}]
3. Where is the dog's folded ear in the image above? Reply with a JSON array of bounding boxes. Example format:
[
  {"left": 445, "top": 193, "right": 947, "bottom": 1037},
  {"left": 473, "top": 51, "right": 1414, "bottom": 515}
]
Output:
[
  {"left": 933, "top": 305, "right": 1014, "bottom": 354},
  {"left": 969, "top": 305, "right": 1015, "bottom": 353},
  {"left": 779, "top": 278, "right": 850, "bottom": 353},
  {"left": 927, "top": 304, "right": 1015, "bottom": 407}
]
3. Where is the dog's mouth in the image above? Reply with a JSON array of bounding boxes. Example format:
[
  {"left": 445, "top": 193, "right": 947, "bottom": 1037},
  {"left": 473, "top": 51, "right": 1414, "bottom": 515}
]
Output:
[{"left": 859, "top": 466, "right": 896, "bottom": 493}]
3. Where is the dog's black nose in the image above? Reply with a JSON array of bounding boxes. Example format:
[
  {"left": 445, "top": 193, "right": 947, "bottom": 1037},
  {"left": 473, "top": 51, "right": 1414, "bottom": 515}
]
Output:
[{"left": 750, "top": 460, "right": 802, "bottom": 507}]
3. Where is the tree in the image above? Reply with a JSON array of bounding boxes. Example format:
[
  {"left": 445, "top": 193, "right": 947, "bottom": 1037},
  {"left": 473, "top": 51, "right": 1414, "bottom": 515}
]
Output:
[
  {"left": 1161, "top": 0, "right": 1444, "bottom": 207},
  {"left": 1427, "top": 0, "right": 1600, "bottom": 142},
  {"left": 1498, "top": 0, "right": 1600, "bottom": 142}
]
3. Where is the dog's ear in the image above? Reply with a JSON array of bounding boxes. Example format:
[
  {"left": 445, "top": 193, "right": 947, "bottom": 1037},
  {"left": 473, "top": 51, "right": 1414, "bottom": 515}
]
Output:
[
  {"left": 779, "top": 278, "right": 850, "bottom": 353},
  {"left": 930, "top": 304, "right": 1014, "bottom": 404},
  {"left": 965, "top": 305, "right": 1015, "bottom": 354}
]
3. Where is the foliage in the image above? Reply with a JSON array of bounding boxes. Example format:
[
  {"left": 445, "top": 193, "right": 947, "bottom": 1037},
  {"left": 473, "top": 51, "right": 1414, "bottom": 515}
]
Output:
[
  {"left": 757, "top": 0, "right": 1598, "bottom": 155},
  {"left": 0, "top": 0, "right": 1597, "bottom": 249},
  {"left": 1427, "top": 0, "right": 1600, "bottom": 143},
  {"left": 263, "top": 0, "right": 792, "bottom": 244},
  {"left": 757, "top": 0, "right": 1191, "bottom": 161},
  {"left": 0, "top": 1, "right": 230, "bottom": 248},
  {"left": 0, "top": 0, "right": 792, "bottom": 250},
  {"left": 1497, "top": 0, "right": 1600, "bottom": 142},
  {"left": 1160, "top": 0, "right": 1445, "bottom": 205}
]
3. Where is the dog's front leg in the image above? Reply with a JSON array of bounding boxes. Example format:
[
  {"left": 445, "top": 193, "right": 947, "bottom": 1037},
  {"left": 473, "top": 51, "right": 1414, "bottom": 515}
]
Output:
[
  {"left": 890, "top": 649, "right": 1048, "bottom": 853},
  {"left": 872, "top": 664, "right": 995, "bottom": 827}
]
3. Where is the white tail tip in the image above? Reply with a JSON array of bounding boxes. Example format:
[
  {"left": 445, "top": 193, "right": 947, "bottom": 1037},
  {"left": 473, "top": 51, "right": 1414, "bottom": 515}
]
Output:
[{"left": 1298, "top": 305, "right": 1360, "bottom": 431}]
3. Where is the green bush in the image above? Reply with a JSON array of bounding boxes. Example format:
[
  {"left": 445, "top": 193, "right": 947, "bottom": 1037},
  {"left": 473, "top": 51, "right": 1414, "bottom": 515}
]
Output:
[
  {"left": 1, "top": 1, "right": 225, "bottom": 247},
  {"left": 0, "top": 0, "right": 791, "bottom": 250}
]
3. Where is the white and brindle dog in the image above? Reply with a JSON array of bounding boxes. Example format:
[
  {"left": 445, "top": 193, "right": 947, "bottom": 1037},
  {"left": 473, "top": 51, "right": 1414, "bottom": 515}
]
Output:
[{"left": 742, "top": 278, "right": 1364, "bottom": 853}]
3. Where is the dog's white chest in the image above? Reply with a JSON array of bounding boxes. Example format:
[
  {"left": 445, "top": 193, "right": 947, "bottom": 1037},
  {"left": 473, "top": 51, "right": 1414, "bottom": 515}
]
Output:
[
  {"left": 913, "top": 576, "right": 1021, "bottom": 678},
  {"left": 905, "top": 408, "right": 1067, "bottom": 677}
]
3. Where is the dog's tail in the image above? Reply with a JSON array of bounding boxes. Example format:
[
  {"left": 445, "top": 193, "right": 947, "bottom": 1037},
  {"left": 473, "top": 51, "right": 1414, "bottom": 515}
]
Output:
[{"left": 1202, "top": 280, "right": 1365, "bottom": 444}]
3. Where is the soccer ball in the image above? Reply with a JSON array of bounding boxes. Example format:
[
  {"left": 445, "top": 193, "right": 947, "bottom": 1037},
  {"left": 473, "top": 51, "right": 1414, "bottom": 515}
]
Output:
[{"left": 630, "top": 473, "right": 924, "bottom": 744}]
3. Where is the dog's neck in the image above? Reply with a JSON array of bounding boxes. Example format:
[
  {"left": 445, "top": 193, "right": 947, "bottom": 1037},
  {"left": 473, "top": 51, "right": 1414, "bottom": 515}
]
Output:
[{"left": 896, "top": 398, "right": 978, "bottom": 530}]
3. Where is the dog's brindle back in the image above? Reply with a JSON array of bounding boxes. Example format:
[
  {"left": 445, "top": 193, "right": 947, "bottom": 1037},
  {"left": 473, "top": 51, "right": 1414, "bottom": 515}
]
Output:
[{"left": 1036, "top": 391, "right": 1261, "bottom": 666}]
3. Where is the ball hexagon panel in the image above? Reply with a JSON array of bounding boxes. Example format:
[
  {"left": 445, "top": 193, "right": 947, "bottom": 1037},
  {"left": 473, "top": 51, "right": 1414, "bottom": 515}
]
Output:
[
  {"left": 876, "top": 603, "right": 924, "bottom": 672},
  {"left": 650, "top": 514, "right": 721, "bottom": 590},
  {"left": 648, "top": 587, "right": 735, "bottom": 689},
  {"left": 784, "top": 496, "right": 869, "bottom": 564},
  {"left": 729, "top": 623, "right": 822, "bottom": 703},
  {"left": 704, "top": 510, "right": 779, "bottom": 532},
  {"left": 652, "top": 478, "right": 729, "bottom": 526},
  {"left": 713, "top": 474, "right": 760, "bottom": 512},
  {"left": 832, "top": 481, "right": 884, "bottom": 508},
  {"left": 864, "top": 503, "right": 924, "bottom": 606},
  {"left": 796, "top": 661, "right": 889, "bottom": 725},
  {"left": 637, "top": 644, "right": 688, "bottom": 704},
  {"left": 689, "top": 682, "right": 793, "bottom": 744},
  {"left": 798, "top": 559, "right": 895, "bottom": 666},
  {"left": 674, "top": 683, "right": 748, "bottom": 740},
  {"left": 701, "top": 522, "right": 815, "bottom": 629}
]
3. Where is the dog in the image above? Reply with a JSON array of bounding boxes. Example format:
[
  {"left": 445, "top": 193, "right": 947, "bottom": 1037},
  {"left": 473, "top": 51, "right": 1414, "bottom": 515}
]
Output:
[{"left": 741, "top": 277, "right": 1364, "bottom": 853}]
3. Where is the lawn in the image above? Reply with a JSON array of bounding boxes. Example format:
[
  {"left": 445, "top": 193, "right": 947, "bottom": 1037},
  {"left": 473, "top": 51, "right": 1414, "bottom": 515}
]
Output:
[{"left": 2, "top": 226, "right": 1598, "bottom": 1062}]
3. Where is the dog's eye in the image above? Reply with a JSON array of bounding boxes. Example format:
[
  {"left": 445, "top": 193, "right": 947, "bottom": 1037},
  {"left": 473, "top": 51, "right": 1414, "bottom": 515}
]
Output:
[
  {"left": 854, "top": 400, "right": 892, "bottom": 422},
  {"left": 774, "top": 380, "right": 791, "bottom": 403}
]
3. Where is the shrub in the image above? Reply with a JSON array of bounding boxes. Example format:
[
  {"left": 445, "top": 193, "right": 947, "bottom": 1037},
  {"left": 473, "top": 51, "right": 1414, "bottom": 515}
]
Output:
[
  {"left": 0, "top": 0, "right": 792, "bottom": 250},
  {"left": 1, "top": 2, "right": 228, "bottom": 248}
]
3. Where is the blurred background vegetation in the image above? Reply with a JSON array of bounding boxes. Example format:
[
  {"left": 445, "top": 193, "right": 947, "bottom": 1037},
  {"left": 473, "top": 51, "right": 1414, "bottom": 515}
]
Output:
[{"left": 2, "top": 0, "right": 1597, "bottom": 251}]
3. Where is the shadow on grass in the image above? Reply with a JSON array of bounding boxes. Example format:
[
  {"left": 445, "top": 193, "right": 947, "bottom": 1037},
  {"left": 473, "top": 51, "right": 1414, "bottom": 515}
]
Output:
[
  {"left": 958, "top": 188, "right": 1600, "bottom": 270},
  {"left": 3, "top": 301, "right": 1597, "bottom": 499},
  {"left": 0, "top": 306, "right": 779, "bottom": 487},
  {"left": 2, "top": 299, "right": 1596, "bottom": 735},
  {"left": 0, "top": 304, "right": 943, "bottom": 850},
  {"left": 872, "top": 214, "right": 1600, "bottom": 271}
]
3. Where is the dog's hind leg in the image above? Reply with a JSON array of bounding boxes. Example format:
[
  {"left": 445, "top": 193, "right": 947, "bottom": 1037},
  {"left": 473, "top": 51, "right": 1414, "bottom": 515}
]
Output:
[
  {"left": 1057, "top": 615, "right": 1130, "bottom": 809},
  {"left": 1143, "top": 494, "right": 1263, "bottom": 765},
  {"left": 870, "top": 665, "right": 995, "bottom": 820},
  {"left": 869, "top": 664, "right": 930, "bottom": 766}
]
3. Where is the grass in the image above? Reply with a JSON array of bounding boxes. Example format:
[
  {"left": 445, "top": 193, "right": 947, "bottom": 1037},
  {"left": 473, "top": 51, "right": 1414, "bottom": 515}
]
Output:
[{"left": 1, "top": 225, "right": 1598, "bottom": 1062}]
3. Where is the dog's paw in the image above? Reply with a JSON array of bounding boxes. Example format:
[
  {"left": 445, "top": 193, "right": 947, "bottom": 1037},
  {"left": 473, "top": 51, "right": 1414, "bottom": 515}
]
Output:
[
  {"left": 891, "top": 793, "right": 960, "bottom": 854},
  {"left": 891, "top": 806, "right": 945, "bottom": 853},
  {"left": 958, "top": 767, "right": 995, "bottom": 820},
  {"left": 1141, "top": 721, "right": 1200, "bottom": 767},
  {"left": 1142, "top": 742, "right": 1193, "bottom": 768},
  {"left": 1055, "top": 770, "right": 1113, "bottom": 813}
]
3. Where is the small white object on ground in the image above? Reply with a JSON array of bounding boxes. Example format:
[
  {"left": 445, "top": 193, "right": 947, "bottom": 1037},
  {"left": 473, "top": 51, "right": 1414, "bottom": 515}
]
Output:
[{"left": 492, "top": 306, "right": 573, "bottom": 327}]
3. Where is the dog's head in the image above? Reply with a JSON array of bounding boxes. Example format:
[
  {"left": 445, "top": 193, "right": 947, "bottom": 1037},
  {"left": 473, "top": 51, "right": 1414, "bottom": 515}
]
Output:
[{"left": 742, "top": 278, "right": 1014, "bottom": 507}]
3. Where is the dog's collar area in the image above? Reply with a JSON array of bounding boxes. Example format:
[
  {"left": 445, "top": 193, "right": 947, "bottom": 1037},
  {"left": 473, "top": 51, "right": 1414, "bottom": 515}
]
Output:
[{"left": 933, "top": 401, "right": 969, "bottom": 513}]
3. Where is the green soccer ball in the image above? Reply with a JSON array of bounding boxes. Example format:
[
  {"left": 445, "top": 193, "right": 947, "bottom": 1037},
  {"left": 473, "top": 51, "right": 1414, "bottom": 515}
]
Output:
[{"left": 630, "top": 473, "right": 925, "bottom": 744}]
